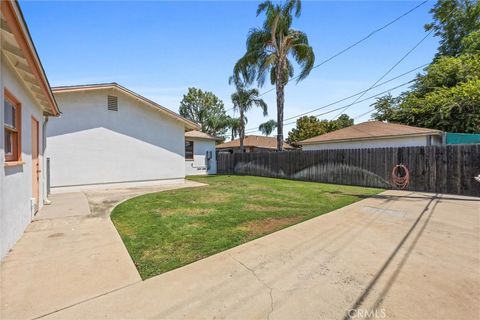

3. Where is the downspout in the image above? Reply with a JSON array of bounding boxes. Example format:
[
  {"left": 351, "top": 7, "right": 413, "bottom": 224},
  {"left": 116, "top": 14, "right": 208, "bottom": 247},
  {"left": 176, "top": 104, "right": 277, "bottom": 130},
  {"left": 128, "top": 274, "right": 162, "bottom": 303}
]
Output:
[{"left": 43, "top": 116, "right": 51, "bottom": 204}]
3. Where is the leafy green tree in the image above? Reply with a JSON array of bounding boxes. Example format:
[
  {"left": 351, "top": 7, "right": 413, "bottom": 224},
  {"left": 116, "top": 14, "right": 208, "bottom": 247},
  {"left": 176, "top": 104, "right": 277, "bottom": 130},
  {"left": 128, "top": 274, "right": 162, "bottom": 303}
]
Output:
[
  {"left": 286, "top": 114, "right": 353, "bottom": 145},
  {"left": 329, "top": 114, "right": 354, "bottom": 131},
  {"left": 425, "top": 0, "right": 480, "bottom": 57},
  {"left": 372, "top": 0, "right": 480, "bottom": 133},
  {"left": 374, "top": 79, "right": 480, "bottom": 132},
  {"left": 179, "top": 88, "right": 229, "bottom": 137},
  {"left": 226, "top": 116, "right": 242, "bottom": 140},
  {"left": 462, "top": 30, "right": 480, "bottom": 53},
  {"left": 287, "top": 116, "right": 325, "bottom": 145},
  {"left": 410, "top": 53, "right": 480, "bottom": 96},
  {"left": 233, "top": 0, "right": 315, "bottom": 151},
  {"left": 231, "top": 85, "right": 268, "bottom": 152},
  {"left": 259, "top": 119, "right": 278, "bottom": 136}
]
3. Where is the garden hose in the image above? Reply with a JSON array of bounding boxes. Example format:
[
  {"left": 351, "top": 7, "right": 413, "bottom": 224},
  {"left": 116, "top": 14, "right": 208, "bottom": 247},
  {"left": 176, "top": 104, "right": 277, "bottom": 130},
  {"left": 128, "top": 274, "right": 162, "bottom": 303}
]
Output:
[{"left": 391, "top": 164, "right": 410, "bottom": 189}]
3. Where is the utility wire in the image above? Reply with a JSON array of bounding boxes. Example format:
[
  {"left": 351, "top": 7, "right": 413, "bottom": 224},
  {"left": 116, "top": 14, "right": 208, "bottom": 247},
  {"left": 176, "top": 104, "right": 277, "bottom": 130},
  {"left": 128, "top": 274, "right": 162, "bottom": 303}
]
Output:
[
  {"left": 329, "top": 6, "right": 455, "bottom": 120},
  {"left": 226, "top": 0, "right": 429, "bottom": 112},
  {"left": 353, "top": 107, "right": 378, "bottom": 120},
  {"left": 329, "top": 30, "right": 435, "bottom": 120},
  {"left": 244, "top": 79, "right": 413, "bottom": 134},
  {"left": 242, "top": 63, "right": 427, "bottom": 132}
]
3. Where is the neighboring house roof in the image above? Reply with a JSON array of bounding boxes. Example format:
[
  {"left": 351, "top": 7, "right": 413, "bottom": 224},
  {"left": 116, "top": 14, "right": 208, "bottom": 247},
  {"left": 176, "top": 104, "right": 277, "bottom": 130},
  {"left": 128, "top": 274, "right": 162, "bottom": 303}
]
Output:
[
  {"left": 1, "top": 1, "right": 59, "bottom": 116},
  {"left": 185, "top": 130, "right": 223, "bottom": 141},
  {"left": 216, "top": 135, "right": 293, "bottom": 150},
  {"left": 52, "top": 83, "right": 199, "bottom": 130},
  {"left": 300, "top": 121, "right": 443, "bottom": 145}
]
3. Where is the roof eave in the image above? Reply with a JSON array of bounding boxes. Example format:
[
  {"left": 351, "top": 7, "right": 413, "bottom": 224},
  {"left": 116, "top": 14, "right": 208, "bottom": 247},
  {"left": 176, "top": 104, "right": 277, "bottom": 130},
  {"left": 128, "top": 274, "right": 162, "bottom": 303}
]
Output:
[
  {"left": 52, "top": 83, "right": 199, "bottom": 130},
  {"left": 300, "top": 131, "right": 444, "bottom": 145},
  {"left": 3, "top": 1, "right": 59, "bottom": 116}
]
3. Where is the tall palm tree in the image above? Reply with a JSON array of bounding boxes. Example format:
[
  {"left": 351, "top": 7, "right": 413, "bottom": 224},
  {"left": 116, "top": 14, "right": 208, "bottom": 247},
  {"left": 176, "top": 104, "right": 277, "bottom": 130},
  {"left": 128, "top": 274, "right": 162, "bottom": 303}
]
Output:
[
  {"left": 233, "top": 0, "right": 315, "bottom": 150},
  {"left": 231, "top": 85, "right": 268, "bottom": 152},
  {"left": 227, "top": 116, "right": 243, "bottom": 141},
  {"left": 259, "top": 119, "right": 277, "bottom": 136}
]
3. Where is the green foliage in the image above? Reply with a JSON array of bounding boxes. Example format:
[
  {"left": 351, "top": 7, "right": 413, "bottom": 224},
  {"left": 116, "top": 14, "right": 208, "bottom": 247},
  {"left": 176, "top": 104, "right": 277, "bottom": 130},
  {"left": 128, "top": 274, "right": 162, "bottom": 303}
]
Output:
[
  {"left": 226, "top": 116, "right": 242, "bottom": 140},
  {"left": 259, "top": 119, "right": 278, "bottom": 136},
  {"left": 111, "top": 175, "right": 381, "bottom": 279},
  {"left": 424, "top": 0, "right": 480, "bottom": 57},
  {"left": 375, "top": 79, "right": 480, "bottom": 133},
  {"left": 179, "top": 87, "right": 229, "bottom": 137},
  {"left": 232, "top": 0, "right": 315, "bottom": 150},
  {"left": 231, "top": 84, "right": 268, "bottom": 151},
  {"left": 414, "top": 53, "right": 480, "bottom": 94},
  {"left": 462, "top": 30, "right": 480, "bottom": 53},
  {"left": 372, "top": 0, "right": 480, "bottom": 133},
  {"left": 286, "top": 114, "right": 354, "bottom": 144},
  {"left": 330, "top": 114, "right": 355, "bottom": 131}
]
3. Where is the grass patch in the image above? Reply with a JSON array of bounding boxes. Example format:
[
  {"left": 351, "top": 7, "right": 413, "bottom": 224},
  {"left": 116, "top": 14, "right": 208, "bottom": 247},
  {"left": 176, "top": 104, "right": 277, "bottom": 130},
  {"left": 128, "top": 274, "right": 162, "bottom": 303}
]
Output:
[{"left": 111, "top": 175, "right": 382, "bottom": 279}]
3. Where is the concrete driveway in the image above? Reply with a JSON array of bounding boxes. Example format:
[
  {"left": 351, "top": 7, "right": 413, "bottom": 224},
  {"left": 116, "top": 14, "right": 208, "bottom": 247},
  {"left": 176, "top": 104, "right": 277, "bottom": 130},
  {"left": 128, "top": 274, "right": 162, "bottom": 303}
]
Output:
[
  {"left": 0, "top": 180, "right": 205, "bottom": 320},
  {"left": 1, "top": 187, "right": 479, "bottom": 319}
]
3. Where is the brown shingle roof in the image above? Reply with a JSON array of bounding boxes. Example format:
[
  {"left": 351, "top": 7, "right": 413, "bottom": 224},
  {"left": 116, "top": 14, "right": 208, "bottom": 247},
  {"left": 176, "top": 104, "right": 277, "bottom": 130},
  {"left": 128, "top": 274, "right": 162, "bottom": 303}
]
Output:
[
  {"left": 185, "top": 130, "right": 223, "bottom": 141},
  {"left": 300, "top": 121, "right": 443, "bottom": 145},
  {"left": 216, "top": 135, "right": 293, "bottom": 150}
]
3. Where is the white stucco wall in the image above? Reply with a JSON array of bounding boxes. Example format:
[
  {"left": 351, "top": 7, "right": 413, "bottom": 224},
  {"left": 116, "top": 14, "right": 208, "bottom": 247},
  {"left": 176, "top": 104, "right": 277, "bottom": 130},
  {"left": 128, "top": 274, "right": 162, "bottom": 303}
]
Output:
[
  {"left": 1, "top": 58, "right": 47, "bottom": 259},
  {"left": 185, "top": 138, "right": 217, "bottom": 176},
  {"left": 302, "top": 135, "right": 442, "bottom": 151},
  {"left": 46, "top": 89, "right": 186, "bottom": 189}
]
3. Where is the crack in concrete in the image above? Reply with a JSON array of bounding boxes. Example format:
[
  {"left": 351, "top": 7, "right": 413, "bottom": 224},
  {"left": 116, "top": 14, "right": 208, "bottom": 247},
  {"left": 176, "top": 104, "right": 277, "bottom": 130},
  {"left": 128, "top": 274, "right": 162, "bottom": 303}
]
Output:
[{"left": 229, "top": 254, "right": 275, "bottom": 320}]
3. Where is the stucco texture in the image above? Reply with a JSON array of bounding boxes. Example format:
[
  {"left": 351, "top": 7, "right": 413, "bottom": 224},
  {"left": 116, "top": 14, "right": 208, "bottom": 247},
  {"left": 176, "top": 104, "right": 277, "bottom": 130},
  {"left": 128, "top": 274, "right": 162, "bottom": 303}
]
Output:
[
  {"left": 185, "top": 137, "right": 217, "bottom": 175},
  {"left": 47, "top": 89, "right": 187, "bottom": 189},
  {"left": 1, "top": 59, "right": 47, "bottom": 259}
]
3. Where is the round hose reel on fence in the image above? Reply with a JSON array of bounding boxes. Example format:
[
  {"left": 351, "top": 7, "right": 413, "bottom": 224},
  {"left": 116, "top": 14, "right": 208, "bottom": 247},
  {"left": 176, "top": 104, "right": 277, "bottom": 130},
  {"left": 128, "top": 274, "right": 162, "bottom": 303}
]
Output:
[{"left": 391, "top": 164, "right": 410, "bottom": 189}]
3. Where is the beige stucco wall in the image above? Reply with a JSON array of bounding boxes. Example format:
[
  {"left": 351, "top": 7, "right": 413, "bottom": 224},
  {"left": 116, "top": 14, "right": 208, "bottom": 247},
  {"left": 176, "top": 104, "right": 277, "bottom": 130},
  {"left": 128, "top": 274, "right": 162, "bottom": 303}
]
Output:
[
  {"left": 185, "top": 138, "right": 216, "bottom": 175},
  {"left": 46, "top": 89, "right": 187, "bottom": 190},
  {"left": 1, "top": 57, "right": 47, "bottom": 259}
]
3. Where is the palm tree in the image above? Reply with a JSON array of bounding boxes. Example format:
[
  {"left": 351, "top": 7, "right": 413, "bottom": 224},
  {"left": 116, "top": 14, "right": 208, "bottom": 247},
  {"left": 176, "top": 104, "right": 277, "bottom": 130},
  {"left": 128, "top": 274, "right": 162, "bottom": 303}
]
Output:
[
  {"left": 231, "top": 84, "right": 268, "bottom": 152},
  {"left": 259, "top": 119, "right": 277, "bottom": 136},
  {"left": 233, "top": 0, "right": 315, "bottom": 151},
  {"left": 226, "top": 116, "right": 242, "bottom": 141}
]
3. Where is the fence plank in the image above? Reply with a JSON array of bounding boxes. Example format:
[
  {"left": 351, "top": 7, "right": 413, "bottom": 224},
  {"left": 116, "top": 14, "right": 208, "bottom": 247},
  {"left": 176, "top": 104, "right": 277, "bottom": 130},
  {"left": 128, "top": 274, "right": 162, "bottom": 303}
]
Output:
[{"left": 216, "top": 145, "right": 480, "bottom": 197}]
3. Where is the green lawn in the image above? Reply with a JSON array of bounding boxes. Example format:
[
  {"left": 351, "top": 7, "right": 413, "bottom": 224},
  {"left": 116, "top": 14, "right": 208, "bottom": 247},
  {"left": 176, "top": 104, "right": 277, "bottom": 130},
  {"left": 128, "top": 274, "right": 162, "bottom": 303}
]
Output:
[{"left": 111, "top": 175, "right": 382, "bottom": 279}]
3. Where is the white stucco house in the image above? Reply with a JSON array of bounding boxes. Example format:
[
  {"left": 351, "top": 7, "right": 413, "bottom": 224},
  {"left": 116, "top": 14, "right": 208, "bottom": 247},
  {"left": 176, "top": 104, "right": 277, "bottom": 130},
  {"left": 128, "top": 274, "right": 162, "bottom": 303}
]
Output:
[
  {"left": 300, "top": 121, "right": 443, "bottom": 150},
  {"left": 184, "top": 130, "right": 221, "bottom": 175},
  {"left": 1, "top": 1, "right": 61, "bottom": 258},
  {"left": 46, "top": 83, "right": 199, "bottom": 192}
]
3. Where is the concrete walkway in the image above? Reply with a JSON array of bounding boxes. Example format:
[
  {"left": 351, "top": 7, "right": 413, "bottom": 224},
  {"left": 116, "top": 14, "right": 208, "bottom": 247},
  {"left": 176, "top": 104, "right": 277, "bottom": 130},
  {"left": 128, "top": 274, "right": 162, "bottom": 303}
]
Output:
[
  {"left": 6, "top": 189, "right": 478, "bottom": 320},
  {"left": 2, "top": 187, "right": 479, "bottom": 319},
  {"left": 0, "top": 180, "right": 205, "bottom": 320}
]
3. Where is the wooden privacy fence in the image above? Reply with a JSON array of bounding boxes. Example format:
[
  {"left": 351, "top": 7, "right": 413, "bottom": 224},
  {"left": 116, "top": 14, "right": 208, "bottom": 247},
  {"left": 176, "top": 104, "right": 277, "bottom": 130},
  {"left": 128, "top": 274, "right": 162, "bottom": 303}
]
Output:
[{"left": 217, "top": 144, "right": 480, "bottom": 197}]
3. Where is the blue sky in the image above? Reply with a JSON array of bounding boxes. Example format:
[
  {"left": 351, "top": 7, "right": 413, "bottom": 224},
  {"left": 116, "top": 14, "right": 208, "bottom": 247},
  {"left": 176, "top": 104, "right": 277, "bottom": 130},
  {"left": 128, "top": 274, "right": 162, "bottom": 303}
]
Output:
[{"left": 21, "top": 0, "right": 439, "bottom": 136}]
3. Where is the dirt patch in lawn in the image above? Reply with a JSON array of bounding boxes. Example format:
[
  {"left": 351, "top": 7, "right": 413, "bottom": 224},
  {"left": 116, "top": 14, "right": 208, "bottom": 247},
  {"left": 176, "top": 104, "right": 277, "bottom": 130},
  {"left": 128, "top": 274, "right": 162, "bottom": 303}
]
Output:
[
  {"left": 183, "top": 208, "right": 214, "bottom": 216},
  {"left": 244, "top": 203, "right": 284, "bottom": 212},
  {"left": 239, "top": 216, "right": 304, "bottom": 238},
  {"left": 197, "top": 193, "right": 232, "bottom": 204},
  {"left": 155, "top": 208, "right": 213, "bottom": 217}
]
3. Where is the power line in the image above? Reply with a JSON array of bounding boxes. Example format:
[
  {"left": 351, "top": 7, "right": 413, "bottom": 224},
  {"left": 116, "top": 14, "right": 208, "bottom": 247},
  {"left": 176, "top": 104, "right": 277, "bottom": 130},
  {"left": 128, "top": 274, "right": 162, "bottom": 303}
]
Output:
[
  {"left": 242, "top": 63, "right": 427, "bottom": 132},
  {"left": 329, "top": 6, "right": 456, "bottom": 120},
  {"left": 244, "top": 79, "right": 413, "bottom": 134},
  {"left": 353, "top": 107, "right": 377, "bottom": 120},
  {"left": 330, "top": 29, "right": 436, "bottom": 120},
  {"left": 226, "top": 0, "right": 429, "bottom": 112}
]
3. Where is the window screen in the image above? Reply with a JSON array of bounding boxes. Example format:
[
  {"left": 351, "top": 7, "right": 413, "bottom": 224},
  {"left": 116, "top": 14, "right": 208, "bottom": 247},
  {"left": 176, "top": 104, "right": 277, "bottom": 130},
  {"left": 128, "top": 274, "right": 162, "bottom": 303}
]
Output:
[{"left": 185, "top": 140, "right": 194, "bottom": 160}]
